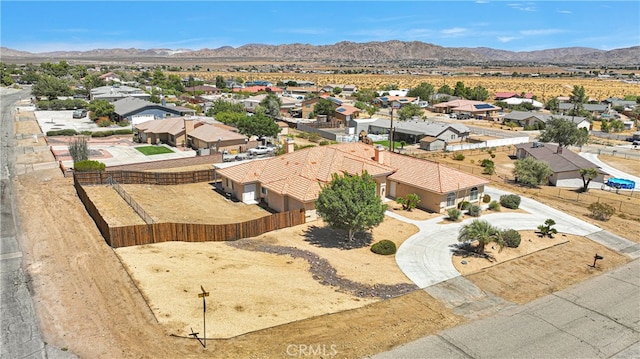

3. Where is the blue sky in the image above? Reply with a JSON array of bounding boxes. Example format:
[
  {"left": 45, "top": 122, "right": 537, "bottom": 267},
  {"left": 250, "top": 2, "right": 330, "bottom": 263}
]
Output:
[{"left": 2, "top": 1, "right": 639, "bottom": 53}]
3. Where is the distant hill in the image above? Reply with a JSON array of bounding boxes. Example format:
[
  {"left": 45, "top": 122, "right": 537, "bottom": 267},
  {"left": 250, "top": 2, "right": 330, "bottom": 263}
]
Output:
[{"left": 2, "top": 41, "right": 639, "bottom": 65}]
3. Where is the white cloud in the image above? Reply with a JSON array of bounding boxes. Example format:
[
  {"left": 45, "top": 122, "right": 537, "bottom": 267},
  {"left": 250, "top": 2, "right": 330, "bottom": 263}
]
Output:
[
  {"left": 508, "top": 3, "right": 536, "bottom": 12},
  {"left": 557, "top": 10, "right": 572, "bottom": 14},
  {"left": 519, "top": 28, "right": 564, "bottom": 36},
  {"left": 441, "top": 27, "right": 467, "bottom": 35},
  {"left": 498, "top": 36, "right": 520, "bottom": 43}
]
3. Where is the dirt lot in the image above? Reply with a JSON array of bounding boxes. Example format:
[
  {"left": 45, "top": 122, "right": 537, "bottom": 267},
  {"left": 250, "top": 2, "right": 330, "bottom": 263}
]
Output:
[{"left": 14, "top": 119, "right": 640, "bottom": 358}]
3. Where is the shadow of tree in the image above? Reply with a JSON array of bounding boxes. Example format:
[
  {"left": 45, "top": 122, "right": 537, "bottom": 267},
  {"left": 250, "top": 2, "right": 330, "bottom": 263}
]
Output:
[
  {"left": 449, "top": 243, "right": 496, "bottom": 262},
  {"left": 303, "top": 225, "right": 373, "bottom": 250}
]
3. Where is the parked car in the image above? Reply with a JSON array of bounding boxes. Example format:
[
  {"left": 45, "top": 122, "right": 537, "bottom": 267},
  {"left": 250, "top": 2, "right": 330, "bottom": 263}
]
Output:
[
  {"left": 72, "top": 109, "right": 87, "bottom": 118},
  {"left": 248, "top": 145, "right": 275, "bottom": 156}
]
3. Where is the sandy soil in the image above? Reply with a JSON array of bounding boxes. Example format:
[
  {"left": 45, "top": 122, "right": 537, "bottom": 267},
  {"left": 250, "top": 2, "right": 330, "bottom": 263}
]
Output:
[{"left": 13, "top": 115, "right": 640, "bottom": 358}]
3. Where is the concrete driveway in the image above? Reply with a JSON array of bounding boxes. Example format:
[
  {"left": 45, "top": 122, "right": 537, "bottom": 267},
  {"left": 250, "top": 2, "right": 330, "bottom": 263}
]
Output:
[
  {"left": 580, "top": 152, "right": 640, "bottom": 186},
  {"left": 393, "top": 186, "right": 637, "bottom": 290}
]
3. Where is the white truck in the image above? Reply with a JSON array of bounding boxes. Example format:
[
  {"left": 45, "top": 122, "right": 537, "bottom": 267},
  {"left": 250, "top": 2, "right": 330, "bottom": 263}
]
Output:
[{"left": 247, "top": 145, "right": 275, "bottom": 156}]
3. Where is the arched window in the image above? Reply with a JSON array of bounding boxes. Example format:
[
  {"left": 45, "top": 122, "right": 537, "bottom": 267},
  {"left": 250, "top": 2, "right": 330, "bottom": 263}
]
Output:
[
  {"left": 446, "top": 192, "right": 455, "bottom": 207},
  {"left": 470, "top": 187, "right": 479, "bottom": 201}
]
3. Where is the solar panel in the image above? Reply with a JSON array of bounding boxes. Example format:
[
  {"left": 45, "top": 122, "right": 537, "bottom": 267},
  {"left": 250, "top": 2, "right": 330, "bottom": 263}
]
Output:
[
  {"left": 337, "top": 108, "right": 346, "bottom": 112},
  {"left": 474, "top": 104, "right": 494, "bottom": 109}
]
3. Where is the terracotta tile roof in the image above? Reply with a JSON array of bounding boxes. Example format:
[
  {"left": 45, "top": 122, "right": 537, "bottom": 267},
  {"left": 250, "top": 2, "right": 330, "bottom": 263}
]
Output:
[
  {"left": 335, "top": 104, "right": 360, "bottom": 116},
  {"left": 188, "top": 124, "right": 246, "bottom": 142},
  {"left": 217, "top": 142, "right": 489, "bottom": 202},
  {"left": 135, "top": 117, "right": 201, "bottom": 135}
]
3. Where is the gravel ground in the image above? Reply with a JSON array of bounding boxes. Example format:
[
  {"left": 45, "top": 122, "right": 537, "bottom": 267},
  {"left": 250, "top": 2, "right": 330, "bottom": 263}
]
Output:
[{"left": 227, "top": 239, "right": 418, "bottom": 299}]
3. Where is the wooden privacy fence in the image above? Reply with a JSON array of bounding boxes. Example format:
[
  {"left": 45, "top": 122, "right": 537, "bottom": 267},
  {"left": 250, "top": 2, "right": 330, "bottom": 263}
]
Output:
[
  {"left": 74, "top": 169, "right": 215, "bottom": 185},
  {"left": 73, "top": 170, "right": 306, "bottom": 248},
  {"left": 106, "top": 210, "right": 306, "bottom": 248}
]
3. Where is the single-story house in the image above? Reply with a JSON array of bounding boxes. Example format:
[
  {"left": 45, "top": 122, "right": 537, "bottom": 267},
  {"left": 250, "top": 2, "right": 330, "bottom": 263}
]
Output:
[
  {"left": 502, "top": 98, "right": 543, "bottom": 109},
  {"left": 215, "top": 142, "right": 489, "bottom": 217},
  {"left": 374, "top": 96, "right": 418, "bottom": 108},
  {"left": 233, "top": 85, "right": 283, "bottom": 94},
  {"left": 350, "top": 118, "right": 470, "bottom": 145},
  {"left": 432, "top": 99, "right": 502, "bottom": 120},
  {"left": 334, "top": 104, "right": 361, "bottom": 122},
  {"left": 98, "top": 72, "right": 121, "bottom": 83},
  {"left": 243, "top": 94, "right": 300, "bottom": 114},
  {"left": 90, "top": 85, "right": 150, "bottom": 102},
  {"left": 300, "top": 95, "right": 343, "bottom": 119},
  {"left": 188, "top": 122, "right": 249, "bottom": 152},
  {"left": 558, "top": 103, "right": 609, "bottom": 116},
  {"left": 514, "top": 142, "right": 608, "bottom": 187},
  {"left": 504, "top": 111, "right": 590, "bottom": 130},
  {"left": 184, "top": 85, "right": 222, "bottom": 95},
  {"left": 113, "top": 97, "right": 196, "bottom": 123}
]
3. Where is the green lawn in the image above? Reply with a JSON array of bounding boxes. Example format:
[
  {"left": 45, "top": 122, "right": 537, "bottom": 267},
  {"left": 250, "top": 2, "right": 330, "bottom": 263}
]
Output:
[
  {"left": 373, "top": 140, "right": 405, "bottom": 150},
  {"left": 135, "top": 146, "right": 174, "bottom": 156}
]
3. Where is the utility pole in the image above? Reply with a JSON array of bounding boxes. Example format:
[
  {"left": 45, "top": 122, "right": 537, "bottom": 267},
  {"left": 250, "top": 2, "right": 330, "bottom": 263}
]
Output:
[{"left": 389, "top": 106, "right": 394, "bottom": 152}]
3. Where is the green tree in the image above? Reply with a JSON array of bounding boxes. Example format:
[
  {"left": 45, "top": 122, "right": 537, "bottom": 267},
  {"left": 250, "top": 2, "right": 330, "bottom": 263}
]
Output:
[
  {"left": 235, "top": 112, "right": 281, "bottom": 140},
  {"left": 206, "top": 98, "right": 246, "bottom": 116},
  {"left": 259, "top": 93, "right": 282, "bottom": 119},
  {"left": 569, "top": 85, "right": 587, "bottom": 116},
  {"left": 354, "top": 88, "right": 377, "bottom": 103},
  {"left": 397, "top": 103, "right": 423, "bottom": 121},
  {"left": 467, "top": 85, "right": 489, "bottom": 101},
  {"left": 396, "top": 193, "right": 421, "bottom": 211},
  {"left": 215, "top": 75, "right": 226, "bottom": 89},
  {"left": 579, "top": 167, "right": 598, "bottom": 192},
  {"left": 31, "top": 75, "right": 73, "bottom": 100},
  {"left": 313, "top": 98, "right": 335, "bottom": 118},
  {"left": 315, "top": 171, "right": 387, "bottom": 242},
  {"left": 332, "top": 87, "right": 343, "bottom": 96},
  {"left": 407, "top": 82, "right": 434, "bottom": 102},
  {"left": 537, "top": 117, "right": 589, "bottom": 152},
  {"left": 151, "top": 69, "right": 166, "bottom": 87},
  {"left": 437, "top": 84, "right": 454, "bottom": 95},
  {"left": 545, "top": 97, "right": 560, "bottom": 112},
  {"left": 453, "top": 81, "right": 467, "bottom": 98},
  {"left": 87, "top": 99, "right": 115, "bottom": 120},
  {"left": 83, "top": 74, "right": 106, "bottom": 92},
  {"left": 513, "top": 156, "right": 553, "bottom": 187},
  {"left": 214, "top": 111, "right": 247, "bottom": 125},
  {"left": 457, "top": 219, "right": 504, "bottom": 255}
]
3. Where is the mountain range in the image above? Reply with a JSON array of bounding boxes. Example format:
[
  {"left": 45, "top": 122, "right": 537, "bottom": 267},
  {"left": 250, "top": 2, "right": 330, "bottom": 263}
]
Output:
[{"left": 2, "top": 41, "right": 639, "bottom": 66}]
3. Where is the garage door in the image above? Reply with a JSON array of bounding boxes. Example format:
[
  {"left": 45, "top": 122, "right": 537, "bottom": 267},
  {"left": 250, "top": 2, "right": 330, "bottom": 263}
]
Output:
[
  {"left": 389, "top": 181, "right": 396, "bottom": 197},
  {"left": 243, "top": 184, "right": 257, "bottom": 204}
]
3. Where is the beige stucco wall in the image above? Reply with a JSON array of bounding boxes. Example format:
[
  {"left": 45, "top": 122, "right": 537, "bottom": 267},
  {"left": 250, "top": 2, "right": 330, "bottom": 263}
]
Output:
[{"left": 391, "top": 181, "right": 484, "bottom": 213}]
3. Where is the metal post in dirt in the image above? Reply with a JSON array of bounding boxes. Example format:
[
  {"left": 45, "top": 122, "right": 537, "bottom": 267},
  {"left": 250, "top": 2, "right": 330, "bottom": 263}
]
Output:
[{"left": 198, "top": 286, "right": 210, "bottom": 348}]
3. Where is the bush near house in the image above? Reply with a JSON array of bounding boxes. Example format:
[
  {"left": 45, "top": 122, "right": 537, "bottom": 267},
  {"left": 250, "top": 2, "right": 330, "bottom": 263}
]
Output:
[
  {"left": 370, "top": 240, "right": 397, "bottom": 255},
  {"left": 482, "top": 194, "right": 491, "bottom": 203},
  {"left": 501, "top": 229, "right": 521, "bottom": 248},
  {"left": 588, "top": 202, "right": 616, "bottom": 221},
  {"left": 468, "top": 204, "right": 482, "bottom": 217},
  {"left": 488, "top": 200, "right": 501, "bottom": 211},
  {"left": 73, "top": 160, "right": 106, "bottom": 172},
  {"left": 458, "top": 201, "right": 471, "bottom": 210},
  {"left": 500, "top": 194, "right": 521, "bottom": 209},
  {"left": 447, "top": 208, "right": 462, "bottom": 221}
]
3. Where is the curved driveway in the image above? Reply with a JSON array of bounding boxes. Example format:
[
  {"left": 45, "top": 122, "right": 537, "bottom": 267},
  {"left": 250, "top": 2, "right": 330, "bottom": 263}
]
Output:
[
  {"left": 394, "top": 186, "right": 634, "bottom": 289},
  {"left": 580, "top": 152, "right": 640, "bottom": 185}
]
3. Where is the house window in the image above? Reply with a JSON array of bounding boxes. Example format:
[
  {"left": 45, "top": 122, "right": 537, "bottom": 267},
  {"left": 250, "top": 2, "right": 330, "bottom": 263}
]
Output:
[
  {"left": 450, "top": 134, "right": 456, "bottom": 140},
  {"left": 261, "top": 187, "right": 268, "bottom": 195},
  {"left": 470, "top": 187, "right": 478, "bottom": 201},
  {"left": 446, "top": 193, "right": 455, "bottom": 207}
]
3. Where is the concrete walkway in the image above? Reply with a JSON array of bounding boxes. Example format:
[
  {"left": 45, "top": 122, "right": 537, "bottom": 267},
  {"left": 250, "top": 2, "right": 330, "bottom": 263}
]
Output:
[
  {"left": 393, "top": 185, "right": 640, "bottom": 291},
  {"left": 580, "top": 152, "right": 640, "bottom": 185}
]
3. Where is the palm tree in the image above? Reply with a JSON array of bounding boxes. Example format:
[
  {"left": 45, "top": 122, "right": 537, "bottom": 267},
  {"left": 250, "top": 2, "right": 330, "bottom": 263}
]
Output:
[
  {"left": 457, "top": 219, "right": 503, "bottom": 255},
  {"left": 579, "top": 167, "right": 598, "bottom": 192},
  {"left": 259, "top": 93, "right": 283, "bottom": 119}
]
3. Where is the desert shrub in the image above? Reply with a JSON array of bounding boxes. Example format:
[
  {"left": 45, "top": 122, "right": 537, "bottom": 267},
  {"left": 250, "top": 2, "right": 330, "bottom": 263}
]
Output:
[
  {"left": 488, "top": 200, "right": 501, "bottom": 211},
  {"left": 397, "top": 193, "right": 421, "bottom": 211},
  {"left": 500, "top": 194, "right": 521, "bottom": 209},
  {"left": 91, "top": 130, "right": 114, "bottom": 137},
  {"left": 480, "top": 159, "right": 494, "bottom": 167},
  {"left": 537, "top": 218, "right": 558, "bottom": 238},
  {"left": 117, "top": 120, "right": 130, "bottom": 127},
  {"left": 453, "top": 153, "right": 465, "bottom": 161},
  {"left": 447, "top": 208, "right": 462, "bottom": 221},
  {"left": 501, "top": 229, "right": 521, "bottom": 248},
  {"left": 73, "top": 160, "right": 105, "bottom": 172},
  {"left": 46, "top": 129, "right": 78, "bottom": 136},
  {"left": 113, "top": 129, "right": 133, "bottom": 135},
  {"left": 370, "top": 240, "right": 397, "bottom": 255},
  {"left": 588, "top": 202, "right": 615, "bottom": 221},
  {"left": 319, "top": 140, "right": 331, "bottom": 146},
  {"left": 468, "top": 204, "right": 482, "bottom": 217},
  {"left": 482, "top": 194, "right": 491, "bottom": 203},
  {"left": 457, "top": 201, "right": 470, "bottom": 210},
  {"left": 97, "top": 118, "right": 113, "bottom": 127}
]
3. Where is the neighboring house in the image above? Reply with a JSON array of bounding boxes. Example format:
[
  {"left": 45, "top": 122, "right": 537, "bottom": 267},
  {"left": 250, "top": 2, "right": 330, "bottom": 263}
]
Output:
[
  {"left": 502, "top": 97, "right": 543, "bottom": 109},
  {"left": 494, "top": 91, "right": 533, "bottom": 100},
  {"left": 184, "top": 85, "right": 222, "bottom": 95},
  {"left": 98, "top": 72, "right": 121, "bottom": 83},
  {"left": 300, "top": 95, "right": 342, "bottom": 119},
  {"left": 188, "top": 122, "right": 249, "bottom": 152},
  {"left": 215, "top": 142, "right": 489, "bottom": 217},
  {"left": 503, "top": 111, "right": 590, "bottom": 130},
  {"left": 558, "top": 102, "right": 609, "bottom": 116},
  {"left": 284, "top": 86, "right": 319, "bottom": 99},
  {"left": 374, "top": 96, "right": 418, "bottom": 108},
  {"left": 113, "top": 97, "right": 196, "bottom": 123},
  {"left": 243, "top": 94, "right": 300, "bottom": 114},
  {"left": 432, "top": 99, "right": 502, "bottom": 120},
  {"left": 233, "top": 85, "right": 284, "bottom": 94},
  {"left": 321, "top": 84, "right": 358, "bottom": 95},
  {"left": 90, "top": 85, "right": 150, "bottom": 102},
  {"left": 350, "top": 118, "right": 470, "bottom": 145},
  {"left": 377, "top": 90, "right": 409, "bottom": 97},
  {"left": 244, "top": 80, "right": 274, "bottom": 87},
  {"left": 334, "top": 104, "right": 361, "bottom": 122},
  {"left": 514, "top": 142, "right": 608, "bottom": 187}
]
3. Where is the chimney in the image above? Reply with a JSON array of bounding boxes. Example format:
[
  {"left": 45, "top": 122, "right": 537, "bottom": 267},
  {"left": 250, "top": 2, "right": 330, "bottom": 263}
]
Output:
[
  {"left": 374, "top": 145, "right": 385, "bottom": 164},
  {"left": 286, "top": 138, "right": 295, "bottom": 153},
  {"left": 184, "top": 118, "right": 195, "bottom": 136}
]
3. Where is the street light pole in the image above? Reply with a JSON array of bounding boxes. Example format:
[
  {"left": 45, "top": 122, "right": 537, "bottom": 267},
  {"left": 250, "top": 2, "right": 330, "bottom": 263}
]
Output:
[
  {"left": 198, "top": 286, "right": 210, "bottom": 348},
  {"left": 389, "top": 106, "right": 394, "bottom": 152}
]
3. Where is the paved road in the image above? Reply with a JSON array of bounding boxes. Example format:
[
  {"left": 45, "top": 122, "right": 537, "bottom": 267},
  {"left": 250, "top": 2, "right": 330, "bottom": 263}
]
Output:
[
  {"left": 372, "top": 259, "right": 640, "bottom": 359},
  {"left": 1, "top": 88, "right": 75, "bottom": 358},
  {"left": 580, "top": 152, "right": 640, "bottom": 185}
]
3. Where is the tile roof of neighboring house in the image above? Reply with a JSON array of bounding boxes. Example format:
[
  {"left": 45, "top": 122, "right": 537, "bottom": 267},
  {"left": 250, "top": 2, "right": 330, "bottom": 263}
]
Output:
[
  {"left": 368, "top": 118, "right": 469, "bottom": 137},
  {"left": 503, "top": 98, "right": 543, "bottom": 108},
  {"left": 419, "top": 136, "right": 444, "bottom": 143},
  {"left": 504, "top": 111, "right": 588, "bottom": 125},
  {"left": 216, "top": 142, "right": 488, "bottom": 203},
  {"left": 135, "top": 117, "right": 202, "bottom": 135},
  {"left": 376, "top": 96, "right": 417, "bottom": 104},
  {"left": 98, "top": 72, "right": 119, "bottom": 80},
  {"left": 233, "top": 86, "right": 284, "bottom": 93},
  {"left": 335, "top": 104, "right": 360, "bottom": 116},
  {"left": 514, "top": 143, "right": 608, "bottom": 174},
  {"left": 433, "top": 99, "right": 495, "bottom": 110},
  {"left": 188, "top": 123, "right": 246, "bottom": 143},
  {"left": 184, "top": 85, "right": 220, "bottom": 92}
]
